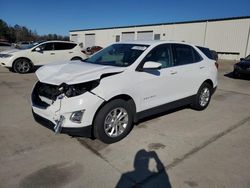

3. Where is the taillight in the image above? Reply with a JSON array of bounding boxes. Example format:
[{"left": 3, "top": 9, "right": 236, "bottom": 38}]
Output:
[{"left": 215, "top": 62, "right": 219, "bottom": 69}]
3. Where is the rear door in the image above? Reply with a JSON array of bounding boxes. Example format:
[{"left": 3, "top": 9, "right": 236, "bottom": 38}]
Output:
[
  {"left": 53, "top": 42, "right": 77, "bottom": 61},
  {"left": 171, "top": 44, "right": 207, "bottom": 98}
]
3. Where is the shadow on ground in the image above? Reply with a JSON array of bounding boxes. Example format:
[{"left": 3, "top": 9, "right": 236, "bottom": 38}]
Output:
[
  {"left": 224, "top": 72, "right": 250, "bottom": 80},
  {"left": 116, "top": 149, "right": 172, "bottom": 188}
]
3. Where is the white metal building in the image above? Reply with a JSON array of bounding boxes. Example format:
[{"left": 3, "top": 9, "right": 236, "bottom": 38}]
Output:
[{"left": 70, "top": 16, "right": 250, "bottom": 60}]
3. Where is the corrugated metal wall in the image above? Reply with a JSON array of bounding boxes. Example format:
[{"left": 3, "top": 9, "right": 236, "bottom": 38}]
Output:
[{"left": 70, "top": 18, "right": 250, "bottom": 60}]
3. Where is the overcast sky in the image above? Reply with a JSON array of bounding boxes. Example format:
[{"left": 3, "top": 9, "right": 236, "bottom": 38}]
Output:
[{"left": 1, "top": 0, "right": 249, "bottom": 36}]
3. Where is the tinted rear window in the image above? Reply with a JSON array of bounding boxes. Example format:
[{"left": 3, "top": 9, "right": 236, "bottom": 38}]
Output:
[
  {"left": 197, "top": 46, "right": 213, "bottom": 60},
  {"left": 54, "top": 43, "right": 77, "bottom": 50},
  {"left": 173, "top": 44, "right": 202, "bottom": 66}
]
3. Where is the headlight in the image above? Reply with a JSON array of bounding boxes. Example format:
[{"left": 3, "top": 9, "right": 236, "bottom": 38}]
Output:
[
  {"left": 60, "top": 80, "right": 99, "bottom": 98},
  {"left": 0, "top": 54, "right": 13, "bottom": 58}
]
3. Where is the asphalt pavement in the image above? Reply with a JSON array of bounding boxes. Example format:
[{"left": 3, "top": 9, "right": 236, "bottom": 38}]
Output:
[{"left": 0, "top": 60, "right": 249, "bottom": 188}]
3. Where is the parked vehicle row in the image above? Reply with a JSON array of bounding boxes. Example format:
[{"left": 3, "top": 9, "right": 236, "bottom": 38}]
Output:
[
  {"left": 0, "top": 41, "right": 87, "bottom": 73},
  {"left": 0, "top": 42, "right": 14, "bottom": 52},
  {"left": 31, "top": 41, "right": 218, "bottom": 143},
  {"left": 233, "top": 54, "right": 250, "bottom": 78},
  {"left": 82, "top": 46, "right": 103, "bottom": 55}
]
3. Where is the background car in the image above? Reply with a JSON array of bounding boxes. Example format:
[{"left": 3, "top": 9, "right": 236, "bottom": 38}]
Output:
[
  {"left": 15, "top": 41, "right": 33, "bottom": 49},
  {"left": 233, "top": 54, "right": 250, "bottom": 78},
  {"left": 82, "top": 46, "right": 103, "bottom": 55},
  {"left": 0, "top": 42, "right": 14, "bottom": 52},
  {"left": 0, "top": 41, "right": 87, "bottom": 73}
]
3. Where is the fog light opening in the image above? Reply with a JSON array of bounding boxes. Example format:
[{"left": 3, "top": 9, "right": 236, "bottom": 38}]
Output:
[{"left": 70, "top": 110, "right": 85, "bottom": 123}]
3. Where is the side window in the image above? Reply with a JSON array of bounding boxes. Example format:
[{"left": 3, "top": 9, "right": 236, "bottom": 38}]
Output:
[
  {"left": 54, "top": 43, "right": 77, "bottom": 50},
  {"left": 143, "top": 44, "right": 172, "bottom": 68},
  {"left": 197, "top": 46, "right": 214, "bottom": 60},
  {"left": 173, "top": 44, "right": 202, "bottom": 66},
  {"left": 39, "top": 43, "right": 54, "bottom": 51}
]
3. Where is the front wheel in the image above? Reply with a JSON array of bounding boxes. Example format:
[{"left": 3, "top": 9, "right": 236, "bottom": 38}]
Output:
[
  {"left": 191, "top": 82, "right": 212, "bottom": 111},
  {"left": 94, "top": 99, "right": 133, "bottom": 144},
  {"left": 13, "top": 58, "right": 32, "bottom": 74}
]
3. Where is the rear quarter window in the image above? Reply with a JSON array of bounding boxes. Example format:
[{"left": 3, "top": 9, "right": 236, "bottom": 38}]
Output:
[
  {"left": 54, "top": 43, "right": 77, "bottom": 50},
  {"left": 197, "top": 46, "right": 214, "bottom": 60},
  {"left": 173, "top": 44, "right": 202, "bottom": 66}
]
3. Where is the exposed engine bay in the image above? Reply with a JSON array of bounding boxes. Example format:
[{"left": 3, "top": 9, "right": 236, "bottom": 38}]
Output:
[{"left": 32, "top": 80, "right": 99, "bottom": 108}]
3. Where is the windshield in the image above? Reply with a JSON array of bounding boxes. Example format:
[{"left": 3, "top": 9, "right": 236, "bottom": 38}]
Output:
[
  {"left": 85, "top": 43, "right": 149, "bottom": 67},
  {"left": 245, "top": 54, "right": 250, "bottom": 61}
]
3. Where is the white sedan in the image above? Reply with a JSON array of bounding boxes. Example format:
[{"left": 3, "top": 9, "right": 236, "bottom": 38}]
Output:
[{"left": 0, "top": 41, "right": 87, "bottom": 73}]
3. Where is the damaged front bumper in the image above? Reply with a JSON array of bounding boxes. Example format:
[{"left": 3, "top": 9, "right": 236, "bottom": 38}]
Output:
[{"left": 31, "top": 81, "right": 104, "bottom": 137}]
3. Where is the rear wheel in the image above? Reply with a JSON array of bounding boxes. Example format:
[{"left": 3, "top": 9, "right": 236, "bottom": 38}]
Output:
[
  {"left": 13, "top": 58, "right": 32, "bottom": 74},
  {"left": 191, "top": 82, "right": 212, "bottom": 111},
  {"left": 94, "top": 99, "right": 133, "bottom": 144}
]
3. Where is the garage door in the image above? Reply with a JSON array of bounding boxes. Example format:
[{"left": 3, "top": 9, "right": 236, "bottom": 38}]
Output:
[
  {"left": 137, "top": 31, "right": 153, "bottom": 41},
  {"left": 85, "top": 34, "right": 95, "bottom": 47},
  {"left": 70, "top": 34, "right": 78, "bottom": 42},
  {"left": 121, "top": 32, "right": 135, "bottom": 41}
]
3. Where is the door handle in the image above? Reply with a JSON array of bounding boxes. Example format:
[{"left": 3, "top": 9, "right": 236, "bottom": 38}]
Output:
[
  {"left": 199, "top": 66, "right": 205, "bottom": 69},
  {"left": 69, "top": 52, "right": 73, "bottom": 54},
  {"left": 50, "top": 53, "right": 55, "bottom": 55},
  {"left": 171, "top": 71, "right": 177, "bottom": 75}
]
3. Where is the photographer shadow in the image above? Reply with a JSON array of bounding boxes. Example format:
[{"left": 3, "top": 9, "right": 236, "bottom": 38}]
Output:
[{"left": 116, "top": 149, "right": 172, "bottom": 188}]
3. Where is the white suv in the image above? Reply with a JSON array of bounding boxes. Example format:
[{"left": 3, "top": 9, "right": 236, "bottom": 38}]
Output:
[
  {"left": 0, "top": 41, "right": 86, "bottom": 73},
  {"left": 31, "top": 41, "right": 218, "bottom": 143}
]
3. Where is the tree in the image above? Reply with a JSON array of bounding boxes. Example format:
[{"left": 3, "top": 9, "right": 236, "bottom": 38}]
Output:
[{"left": 0, "top": 19, "right": 69, "bottom": 43}]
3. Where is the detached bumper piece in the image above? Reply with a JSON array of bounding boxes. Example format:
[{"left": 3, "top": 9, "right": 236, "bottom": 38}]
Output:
[{"left": 32, "top": 110, "right": 92, "bottom": 137}]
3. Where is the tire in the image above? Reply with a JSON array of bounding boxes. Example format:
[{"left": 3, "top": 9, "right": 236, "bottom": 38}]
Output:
[
  {"left": 191, "top": 82, "right": 212, "bottom": 111},
  {"left": 13, "top": 58, "right": 32, "bottom": 74},
  {"left": 94, "top": 99, "right": 133, "bottom": 144}
]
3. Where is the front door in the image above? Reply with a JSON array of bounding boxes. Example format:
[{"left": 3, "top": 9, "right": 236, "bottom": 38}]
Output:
[
  {"left": 136, "top": 44, "right": 181, "bottom": 112},
  {"left": 30, "top": 42, "right": 57, "bottom": 65}
]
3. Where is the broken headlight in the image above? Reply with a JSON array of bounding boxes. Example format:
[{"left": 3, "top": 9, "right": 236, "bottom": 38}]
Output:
[{"left": 59, "top": 80, "right": 99, "bottom": 98}]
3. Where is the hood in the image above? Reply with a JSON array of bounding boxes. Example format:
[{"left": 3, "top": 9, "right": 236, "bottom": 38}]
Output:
[
  {"left": 36, "top": 60, "right": 126, "bottom": 85},
  {"left": 0, "top": 48, "right": 21, "bottom": 54}
]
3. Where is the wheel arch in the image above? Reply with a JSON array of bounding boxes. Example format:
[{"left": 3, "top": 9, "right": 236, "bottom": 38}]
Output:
[
  {"left": 203, "top": 79, "right": 214, "bottom": 88},
  {"left": 71, "top": 56, "right": 82, "bottom": 61},
  {"left": 91, "top": 94, "right": 137, "bottom": 137},
  {"left": 13, "top": 57, "right": 34, "bottom": 68}
]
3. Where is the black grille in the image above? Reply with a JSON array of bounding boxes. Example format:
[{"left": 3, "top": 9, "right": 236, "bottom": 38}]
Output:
[{"left": 32, "top": 82, "right": 61, "bottom": 108}]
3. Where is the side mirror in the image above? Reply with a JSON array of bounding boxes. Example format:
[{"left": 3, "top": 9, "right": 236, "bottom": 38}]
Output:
[
  {"left": 240, "top": 58, "right": 245, "bottom": 61},
  {"left": 143, "top": 61, "right": 162, "bottom": 70},
  {"left": 35, "top": 47, "right": 42, "bottom": 52}
]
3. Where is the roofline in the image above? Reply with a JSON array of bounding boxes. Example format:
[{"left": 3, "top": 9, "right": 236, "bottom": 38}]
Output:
[{"left": 69, "top": 16, "right": 250, "bottom": 33}]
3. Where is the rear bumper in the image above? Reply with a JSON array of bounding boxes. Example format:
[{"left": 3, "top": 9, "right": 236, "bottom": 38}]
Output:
[{"left": 32, "top": 110, "right": 92, "bottom": 137}]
